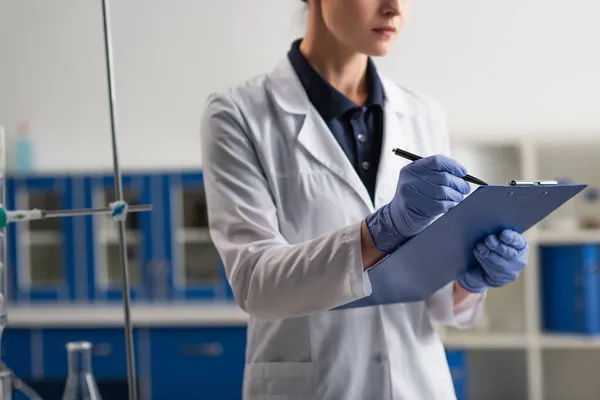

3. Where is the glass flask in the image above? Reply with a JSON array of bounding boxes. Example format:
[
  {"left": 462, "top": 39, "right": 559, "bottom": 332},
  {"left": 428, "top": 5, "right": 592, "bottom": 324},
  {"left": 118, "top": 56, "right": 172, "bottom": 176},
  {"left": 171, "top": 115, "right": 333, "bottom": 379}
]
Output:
[{"left": 61, "top": 341, "right": 103, "bottom": 400}]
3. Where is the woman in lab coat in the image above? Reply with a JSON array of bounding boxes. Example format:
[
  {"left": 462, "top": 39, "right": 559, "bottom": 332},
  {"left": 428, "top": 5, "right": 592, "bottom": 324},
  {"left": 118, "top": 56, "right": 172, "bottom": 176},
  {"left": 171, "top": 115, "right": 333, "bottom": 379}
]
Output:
[{"left": 200, "top": 0, "right": 528, "bottom": 398}]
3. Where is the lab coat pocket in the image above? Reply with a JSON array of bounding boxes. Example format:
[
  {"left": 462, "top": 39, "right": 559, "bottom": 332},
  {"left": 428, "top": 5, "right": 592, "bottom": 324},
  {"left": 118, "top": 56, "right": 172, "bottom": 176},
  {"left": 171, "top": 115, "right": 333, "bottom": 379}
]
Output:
[{"left": 243, "top": 362, "right": 316, "bottom": 399}]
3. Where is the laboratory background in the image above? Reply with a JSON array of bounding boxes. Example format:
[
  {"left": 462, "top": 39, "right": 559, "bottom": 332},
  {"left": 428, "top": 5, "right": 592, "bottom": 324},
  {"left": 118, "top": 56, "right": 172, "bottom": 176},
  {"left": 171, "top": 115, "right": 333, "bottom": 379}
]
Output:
[{"left": 1, "top": 0, "right": 600, "bottom": 399}]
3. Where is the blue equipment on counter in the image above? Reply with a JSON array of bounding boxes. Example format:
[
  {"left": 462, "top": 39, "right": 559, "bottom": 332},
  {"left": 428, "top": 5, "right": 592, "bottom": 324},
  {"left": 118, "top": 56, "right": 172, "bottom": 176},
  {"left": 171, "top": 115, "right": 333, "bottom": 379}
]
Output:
[{"left": 540, "top": 244, "right": 600, "bottom": 335}]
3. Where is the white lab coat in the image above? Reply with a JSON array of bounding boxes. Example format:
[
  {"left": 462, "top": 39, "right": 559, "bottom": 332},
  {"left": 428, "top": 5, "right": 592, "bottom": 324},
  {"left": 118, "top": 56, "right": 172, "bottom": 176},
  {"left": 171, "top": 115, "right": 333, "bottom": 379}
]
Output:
[{"left": 200, "top": 56, "right": 486, "bottom": 400}]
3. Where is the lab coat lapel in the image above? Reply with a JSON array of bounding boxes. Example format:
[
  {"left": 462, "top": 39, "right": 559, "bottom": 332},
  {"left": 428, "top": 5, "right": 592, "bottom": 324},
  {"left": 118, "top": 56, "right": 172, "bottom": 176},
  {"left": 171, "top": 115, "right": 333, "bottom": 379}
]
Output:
[
  {"left": 297, "top": 111, "right": 373, "bottom": 210},
  {"left": 374, "top": 78, "right": 417, "bottom": 208},
  {"left": 267, "top": 58, "right": 374, "bottom": 211}
]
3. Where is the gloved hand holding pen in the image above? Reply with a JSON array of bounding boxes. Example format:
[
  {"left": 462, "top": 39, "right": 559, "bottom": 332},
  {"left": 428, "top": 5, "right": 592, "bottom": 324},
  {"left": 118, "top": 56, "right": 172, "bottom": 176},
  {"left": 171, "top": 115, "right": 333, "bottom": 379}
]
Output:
[
  {"left": 365, "top": 154, "right": 471, "bottom": 254},
  {"left": 364, "top": 152, "right": 529, "bottom": 292}
]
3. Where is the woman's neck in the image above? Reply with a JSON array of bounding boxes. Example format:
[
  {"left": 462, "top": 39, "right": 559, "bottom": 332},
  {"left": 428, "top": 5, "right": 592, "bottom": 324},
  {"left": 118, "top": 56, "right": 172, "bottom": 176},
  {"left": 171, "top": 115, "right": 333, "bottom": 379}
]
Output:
[{"left": 300, "top": 24, "right": 369, "bottom": 105}]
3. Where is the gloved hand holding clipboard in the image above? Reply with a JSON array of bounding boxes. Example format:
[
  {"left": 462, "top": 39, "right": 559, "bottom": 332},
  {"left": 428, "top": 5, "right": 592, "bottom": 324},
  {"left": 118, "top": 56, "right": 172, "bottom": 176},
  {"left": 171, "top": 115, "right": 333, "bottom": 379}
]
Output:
[{"left": 338, "top": 149, "right": 587, "bottom": 309}]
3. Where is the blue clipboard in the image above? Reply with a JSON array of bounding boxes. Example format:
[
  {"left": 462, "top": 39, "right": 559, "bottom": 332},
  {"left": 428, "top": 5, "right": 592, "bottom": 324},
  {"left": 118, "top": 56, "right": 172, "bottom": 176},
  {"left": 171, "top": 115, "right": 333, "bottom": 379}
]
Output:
[{"left": 336, "top": 182, "right": 587, "bottom": 310}]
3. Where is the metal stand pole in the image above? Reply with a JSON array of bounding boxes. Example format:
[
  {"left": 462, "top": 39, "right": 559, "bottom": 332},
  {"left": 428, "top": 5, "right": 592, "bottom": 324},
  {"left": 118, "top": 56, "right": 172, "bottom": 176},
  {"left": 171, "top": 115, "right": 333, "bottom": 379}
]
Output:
[
  {"left": 99, "top": 1, "right": 138, "bottom": 399},
  {"left": 0, "top": 370, "right": 12, "bottom": 400}
]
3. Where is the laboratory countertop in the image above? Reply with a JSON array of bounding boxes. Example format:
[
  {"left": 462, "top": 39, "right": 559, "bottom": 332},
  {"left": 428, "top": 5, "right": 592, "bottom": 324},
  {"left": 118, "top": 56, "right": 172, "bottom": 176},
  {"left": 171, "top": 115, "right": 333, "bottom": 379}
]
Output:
[{"left": 4, "top": 302, "right": 250, "bottom": 328}]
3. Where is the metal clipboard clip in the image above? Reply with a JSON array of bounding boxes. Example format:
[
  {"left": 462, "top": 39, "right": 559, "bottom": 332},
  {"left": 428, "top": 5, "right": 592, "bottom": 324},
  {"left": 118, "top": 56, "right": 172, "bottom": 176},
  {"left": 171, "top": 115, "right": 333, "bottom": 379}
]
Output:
[{"left": 509, "top": 180, "right": 559, "bottom": 186}]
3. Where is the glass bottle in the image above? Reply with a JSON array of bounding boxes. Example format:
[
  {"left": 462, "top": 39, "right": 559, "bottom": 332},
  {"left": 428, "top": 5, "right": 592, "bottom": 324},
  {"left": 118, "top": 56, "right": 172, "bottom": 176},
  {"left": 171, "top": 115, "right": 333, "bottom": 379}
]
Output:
[
  {"left": 61, "top": 341, "right": 102, "bottom": 400},
  {"left": 542, "top": 177, "right": 579, "bottom": 230},
  {"left": 580, "top": 187, "right": 600, "bottom": 229},
  {"left": 12, "top": 121, "right": 36, "bottom": 174}
]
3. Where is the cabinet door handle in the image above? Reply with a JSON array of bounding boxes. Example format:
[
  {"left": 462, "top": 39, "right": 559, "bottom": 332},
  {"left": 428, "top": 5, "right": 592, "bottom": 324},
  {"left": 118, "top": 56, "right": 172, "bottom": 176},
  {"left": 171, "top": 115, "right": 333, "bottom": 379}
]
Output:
[{"left": 179, "top": 343, "right": 223, "bottom": 357}]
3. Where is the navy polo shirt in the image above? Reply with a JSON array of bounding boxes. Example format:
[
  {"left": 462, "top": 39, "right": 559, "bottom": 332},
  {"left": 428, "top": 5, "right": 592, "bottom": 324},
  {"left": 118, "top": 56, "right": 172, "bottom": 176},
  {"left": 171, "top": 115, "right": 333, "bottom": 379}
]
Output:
[{"left": 287, "top": 39, "right": 385, "bottom": 202}]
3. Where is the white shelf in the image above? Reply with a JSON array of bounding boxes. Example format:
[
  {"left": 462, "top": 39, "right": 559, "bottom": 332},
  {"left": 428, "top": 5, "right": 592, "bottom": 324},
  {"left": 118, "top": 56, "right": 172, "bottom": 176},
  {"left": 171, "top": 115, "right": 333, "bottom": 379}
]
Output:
[
  {"left": 442, "top": 333, "right": 529, "bottom": 349},
  {"left": 8, "top": 305, "right": 600, "bottom": 350},
  {"left": 442, "top": 333, "right": 600, "bottom": 350},
  {"left": 175, "top": 228, "right": 212, "bottom": 243},
  {"left": 541, "top": 334, "right": 600, "bottom": 349},
  {"left": 448, "top": 133, "right": 600, "bottom": 400},
  {"left": 534, "top": 229, "right": 600, "bottom": 245}
]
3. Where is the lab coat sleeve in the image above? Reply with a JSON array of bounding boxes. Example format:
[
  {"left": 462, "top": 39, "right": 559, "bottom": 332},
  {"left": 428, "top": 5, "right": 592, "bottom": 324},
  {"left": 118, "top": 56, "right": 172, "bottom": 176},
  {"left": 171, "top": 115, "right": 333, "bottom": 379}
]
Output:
[
  {"left": 426, "top": 283, "right": 487, "bottom": 328},
  {"left": 421, "top": 94, "right": 487, "bottom": 328},
  {"left": 200, "top": 93, "right": 371, "bottom": 320}
]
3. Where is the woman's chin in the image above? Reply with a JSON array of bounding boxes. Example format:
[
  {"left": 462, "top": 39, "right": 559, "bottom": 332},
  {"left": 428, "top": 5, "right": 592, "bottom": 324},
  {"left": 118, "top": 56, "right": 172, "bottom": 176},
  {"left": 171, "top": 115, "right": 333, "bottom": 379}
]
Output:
[{"left": 363, "top": 42, "right": 394, "bottom": 57}]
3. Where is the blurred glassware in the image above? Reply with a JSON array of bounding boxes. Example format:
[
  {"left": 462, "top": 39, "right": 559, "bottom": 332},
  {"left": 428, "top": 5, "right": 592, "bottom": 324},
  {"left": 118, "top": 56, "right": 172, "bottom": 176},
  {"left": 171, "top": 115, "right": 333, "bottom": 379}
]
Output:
[
  {"left": 580, "top": 187, "right": 600, "bottom": 229},
  {"left": 61, "top": 341, "right": 103, "bottom": 400},
  {"left": 12, "top": 121, "right": 36, "bottom": 174},
  {"left": 542, "top": 177, "right": 579, "bottom": 231}
]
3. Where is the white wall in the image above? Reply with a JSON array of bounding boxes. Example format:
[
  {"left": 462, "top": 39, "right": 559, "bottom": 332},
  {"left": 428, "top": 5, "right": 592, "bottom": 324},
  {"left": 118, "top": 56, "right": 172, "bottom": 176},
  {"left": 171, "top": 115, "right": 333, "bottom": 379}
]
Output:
[{"left": 1, "top": 0, "right": 599, "bottom": 171}]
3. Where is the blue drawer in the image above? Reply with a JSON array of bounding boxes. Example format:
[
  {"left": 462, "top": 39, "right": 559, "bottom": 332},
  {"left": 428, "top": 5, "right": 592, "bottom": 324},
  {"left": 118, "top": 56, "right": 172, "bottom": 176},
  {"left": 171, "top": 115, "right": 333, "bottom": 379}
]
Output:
[
  {"left": 149, "top": 327, "right": 247, "bottom": 399},
  {"left": 446, "top": 349, "right": 468, "bottom": 400},
  {"left": 1, "top": 328, "right": 32, "bottom": 378},
  {"left": 41, "top": 328, "right": 140, "bottom": 379}
]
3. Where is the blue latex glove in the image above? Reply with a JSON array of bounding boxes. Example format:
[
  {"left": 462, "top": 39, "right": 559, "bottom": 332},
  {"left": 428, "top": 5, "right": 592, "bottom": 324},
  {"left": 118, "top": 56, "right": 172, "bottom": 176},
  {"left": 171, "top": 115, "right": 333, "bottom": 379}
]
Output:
[
  {"left": 457, "top": 229, "right": 528, "bottom": 293},
  {"left": 365, "top": 154, "right": 471, "bottom": 253}
]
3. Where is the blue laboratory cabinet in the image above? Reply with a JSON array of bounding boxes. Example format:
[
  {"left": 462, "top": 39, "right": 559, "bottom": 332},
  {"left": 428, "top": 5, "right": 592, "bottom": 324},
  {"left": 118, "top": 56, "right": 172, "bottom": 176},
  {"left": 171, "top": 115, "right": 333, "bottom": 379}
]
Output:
[
  {"left": 6, "top": 176, "right": 77, "bottom": 302},
  {"left": 1, "top": 325, "right": 247, "bottom": 400},
  {"left": 4, "top": 170, "right": 232, "bottom": 303},
  {"left": 148, "top": 327, "right": 247, "bottom": 399},
  {"left": 161, "top": 172, "right": 229, "bottom": 300},
  {"left": 0, "top": 170, "right": 242, "bottom": 399},
  {"left": 82, "top": 174, "right": 154, "bottom": 301}
]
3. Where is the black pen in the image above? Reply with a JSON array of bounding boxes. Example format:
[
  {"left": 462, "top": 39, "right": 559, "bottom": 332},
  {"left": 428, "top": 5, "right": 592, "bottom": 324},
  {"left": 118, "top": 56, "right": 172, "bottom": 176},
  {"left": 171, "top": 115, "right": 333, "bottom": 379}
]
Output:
[{"left": 392, "top": 148, "right": 488, "bottom": 186}]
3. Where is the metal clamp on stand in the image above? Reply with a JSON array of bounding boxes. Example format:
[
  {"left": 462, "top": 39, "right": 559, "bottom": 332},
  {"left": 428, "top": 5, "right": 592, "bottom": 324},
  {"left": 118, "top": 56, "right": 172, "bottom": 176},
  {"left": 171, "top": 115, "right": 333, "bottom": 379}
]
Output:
[{"left": 0, "top": 365, "right": 43, "bottom": 400}]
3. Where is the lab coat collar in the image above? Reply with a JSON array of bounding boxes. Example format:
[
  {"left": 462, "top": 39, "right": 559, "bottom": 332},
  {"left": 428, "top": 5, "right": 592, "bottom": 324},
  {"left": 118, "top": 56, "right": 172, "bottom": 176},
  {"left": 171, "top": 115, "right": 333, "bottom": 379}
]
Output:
[
  {"left": 380, "top": 76, "right": 416, "bottom": 115},
  {"left": 266, "top": 58, "right": 413, "bottom": 212}
]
